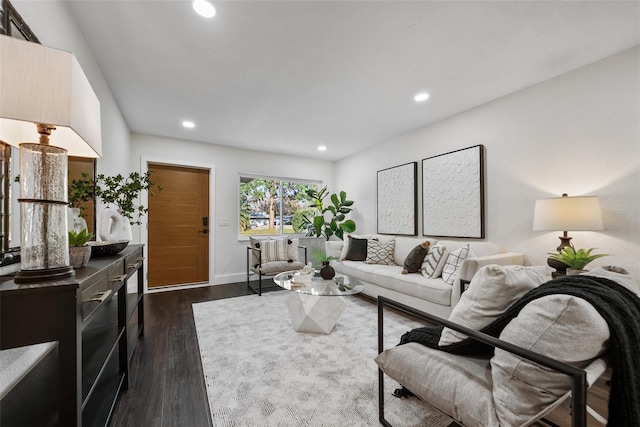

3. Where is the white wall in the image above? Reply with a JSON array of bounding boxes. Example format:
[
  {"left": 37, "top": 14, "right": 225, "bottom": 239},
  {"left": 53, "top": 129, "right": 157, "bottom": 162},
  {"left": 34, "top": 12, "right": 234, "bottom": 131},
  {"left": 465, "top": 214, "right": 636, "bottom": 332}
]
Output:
[
  {"left": 336, "top": 46, "right": 640, "bottom": 281},
  {"left": 131, "top": 134, "right": 334, "bottom": 285},
  {"left": 13, "top": 0, "right": 131, "bottom": 178}
]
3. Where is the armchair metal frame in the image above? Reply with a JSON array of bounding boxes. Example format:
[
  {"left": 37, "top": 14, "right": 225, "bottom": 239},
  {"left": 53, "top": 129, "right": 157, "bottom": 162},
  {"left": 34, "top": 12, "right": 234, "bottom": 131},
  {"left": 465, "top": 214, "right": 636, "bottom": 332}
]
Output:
[
  {"left": 247, "top": 245, "right": 307, "bottom": 296},
  {"left": 377, "top": 296, "right": 590, "bottom": 427}
]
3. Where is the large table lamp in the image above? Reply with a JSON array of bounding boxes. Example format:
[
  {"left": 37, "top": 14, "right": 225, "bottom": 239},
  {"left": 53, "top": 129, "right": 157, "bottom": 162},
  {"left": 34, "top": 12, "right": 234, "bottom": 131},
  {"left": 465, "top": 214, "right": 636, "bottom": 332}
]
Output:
[
  {"left": 0, "top": 35, "right": 101, "bottom": 283},
  {"left": 533, "top": 193, "right": 603, "bottom": 276}
]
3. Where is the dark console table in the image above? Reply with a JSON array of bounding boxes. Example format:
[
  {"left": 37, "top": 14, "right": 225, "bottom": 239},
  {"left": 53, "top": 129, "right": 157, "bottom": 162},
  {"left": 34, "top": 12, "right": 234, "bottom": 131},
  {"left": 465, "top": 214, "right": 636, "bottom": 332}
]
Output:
[{"left": 0, "top": 244, "right": 144, "bottom": 427}]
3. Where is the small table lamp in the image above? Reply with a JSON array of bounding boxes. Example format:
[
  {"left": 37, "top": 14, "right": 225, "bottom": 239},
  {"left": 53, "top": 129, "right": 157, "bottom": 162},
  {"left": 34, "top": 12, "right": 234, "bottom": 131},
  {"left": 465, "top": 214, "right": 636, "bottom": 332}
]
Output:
[
  {"left": 533, "top": 193, "right": 603, "bottom": 277},
  {"left": 0, "top": 35, "right": 101, "bottom": 283}
]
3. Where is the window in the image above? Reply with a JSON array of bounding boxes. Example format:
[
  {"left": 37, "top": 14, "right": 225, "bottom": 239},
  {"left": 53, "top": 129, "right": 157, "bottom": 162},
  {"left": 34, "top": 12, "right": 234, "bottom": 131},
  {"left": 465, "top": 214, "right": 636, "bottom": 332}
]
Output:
[{"left": 239, "top": 175, "right": 319, "bottom": 236}]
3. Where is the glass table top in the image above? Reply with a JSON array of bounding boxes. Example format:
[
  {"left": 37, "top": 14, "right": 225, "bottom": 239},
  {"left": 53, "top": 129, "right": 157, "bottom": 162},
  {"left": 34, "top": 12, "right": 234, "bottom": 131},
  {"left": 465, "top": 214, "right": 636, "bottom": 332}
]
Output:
[{"left": 272, "top": 271, "right": 365, "bottom": 296}]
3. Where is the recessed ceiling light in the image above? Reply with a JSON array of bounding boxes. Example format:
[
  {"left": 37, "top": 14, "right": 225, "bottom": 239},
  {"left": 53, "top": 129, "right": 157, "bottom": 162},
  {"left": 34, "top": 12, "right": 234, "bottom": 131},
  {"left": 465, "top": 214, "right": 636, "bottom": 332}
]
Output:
[
  {"left": 414, "top": 92, "right": 430, "bottom": 102},
  {"left": 193, "top": 0, "right": 216, "bottom": 18},
  {"left": 182, "top": 121, "right": 195, "bottom": 128},
  {"left": 317, "top": 146, "right": 327, "bottom": 151}
]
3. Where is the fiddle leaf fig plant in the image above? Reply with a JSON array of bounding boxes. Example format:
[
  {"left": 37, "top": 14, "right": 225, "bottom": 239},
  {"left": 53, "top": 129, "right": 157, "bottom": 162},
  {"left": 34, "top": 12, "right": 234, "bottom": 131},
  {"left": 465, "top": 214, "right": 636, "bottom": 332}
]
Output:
[
  {"left": 548, "top": 247, "right": 608, "bottom": 271},
  {"left": 302, "top": 186, "right": 356, "bottom": 240}
]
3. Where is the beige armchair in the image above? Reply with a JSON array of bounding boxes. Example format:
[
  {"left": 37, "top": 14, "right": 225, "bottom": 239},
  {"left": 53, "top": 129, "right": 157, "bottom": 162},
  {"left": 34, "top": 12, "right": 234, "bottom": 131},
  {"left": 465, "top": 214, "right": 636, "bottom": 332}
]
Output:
[{"left": 246, "top": 237, "right": 307, "bottom": 295}]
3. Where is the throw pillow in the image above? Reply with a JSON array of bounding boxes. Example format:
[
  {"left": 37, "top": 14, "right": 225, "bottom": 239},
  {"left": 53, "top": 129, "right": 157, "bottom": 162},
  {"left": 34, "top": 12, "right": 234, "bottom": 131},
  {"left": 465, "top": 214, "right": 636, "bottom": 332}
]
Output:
[
  {"left": 583, "top": 266, "right": 640, "bottom": 295},
  {"left": 402, "top": 241, "right": 430, "bottom": 274},
  {"left": 344, "top": 237, "right": 368, "bottom": 261},
  {"left": 441, "top": 244, "right": 470, "bottom": 285},
  {"left": 260, "top": 238, "right": 288, "bottom": 263},
  {"left": 421, "top": 244, "right": 448, "bottom": 278},
  {"left": 340, "top": 234, "right": 372, "bottom": 260},
  {"left": 250, "top": 236, "right": 298, "bottom": 266},
  {"left": 365, "top": 239, "right": 396, "bottom": 265},
  {"left": 438, "top": 264, "right": 549, "bottom": 346},
  {"left": 491, "top": 295, "right": 609, "bottom": 426}
]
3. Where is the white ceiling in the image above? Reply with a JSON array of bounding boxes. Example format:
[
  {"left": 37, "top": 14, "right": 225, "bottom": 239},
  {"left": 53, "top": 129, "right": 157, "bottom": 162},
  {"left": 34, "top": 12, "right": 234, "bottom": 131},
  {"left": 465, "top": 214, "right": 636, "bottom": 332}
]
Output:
[{"left": 66, "top": 1, "right": 640, "bottom": 161}]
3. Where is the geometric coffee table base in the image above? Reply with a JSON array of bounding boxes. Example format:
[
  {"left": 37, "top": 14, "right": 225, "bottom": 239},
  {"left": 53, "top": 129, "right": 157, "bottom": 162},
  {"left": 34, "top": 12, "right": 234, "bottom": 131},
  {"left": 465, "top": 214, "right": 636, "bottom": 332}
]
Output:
[{"left": 286, "top": 292, "right": 346, "bottom": 335}]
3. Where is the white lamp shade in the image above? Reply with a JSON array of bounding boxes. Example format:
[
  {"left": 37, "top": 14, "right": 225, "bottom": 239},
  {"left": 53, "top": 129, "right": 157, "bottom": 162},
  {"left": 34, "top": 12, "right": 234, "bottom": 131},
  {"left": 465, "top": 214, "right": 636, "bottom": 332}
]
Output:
[
  {"left": 533, "top": 196, "right": 603, "bottom": 231},
  {"left": 0, "top": 35, "right": 101, "bottom": 157}
]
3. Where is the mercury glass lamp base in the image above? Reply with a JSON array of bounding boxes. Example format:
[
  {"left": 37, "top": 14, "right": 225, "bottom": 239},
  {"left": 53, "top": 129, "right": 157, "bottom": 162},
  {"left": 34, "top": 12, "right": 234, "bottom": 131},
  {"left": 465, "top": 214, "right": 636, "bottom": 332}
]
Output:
[{"left": 14, "top": 265, "right": 75, "bottom": 283}]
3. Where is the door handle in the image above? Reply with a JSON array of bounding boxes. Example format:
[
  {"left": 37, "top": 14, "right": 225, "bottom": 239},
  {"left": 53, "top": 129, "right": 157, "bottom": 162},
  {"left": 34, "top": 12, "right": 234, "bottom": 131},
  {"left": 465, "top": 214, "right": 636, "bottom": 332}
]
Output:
[{"left": 199, "top": 229, "right": 208, "bottom": 234}]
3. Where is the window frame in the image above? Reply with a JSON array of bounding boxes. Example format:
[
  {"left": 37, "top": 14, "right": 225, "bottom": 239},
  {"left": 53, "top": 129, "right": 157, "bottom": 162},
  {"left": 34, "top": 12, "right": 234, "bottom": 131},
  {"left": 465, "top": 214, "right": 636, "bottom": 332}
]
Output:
[{"left": 238, "top": 173, "right": 321, "bottom": 240}]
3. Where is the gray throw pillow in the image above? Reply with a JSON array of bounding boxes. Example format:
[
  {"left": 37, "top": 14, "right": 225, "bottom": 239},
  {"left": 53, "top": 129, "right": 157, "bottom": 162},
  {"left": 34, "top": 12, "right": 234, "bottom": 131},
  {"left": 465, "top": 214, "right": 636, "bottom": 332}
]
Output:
[{"left": 402, "top": 241, "right": 431, "bottom": 274}]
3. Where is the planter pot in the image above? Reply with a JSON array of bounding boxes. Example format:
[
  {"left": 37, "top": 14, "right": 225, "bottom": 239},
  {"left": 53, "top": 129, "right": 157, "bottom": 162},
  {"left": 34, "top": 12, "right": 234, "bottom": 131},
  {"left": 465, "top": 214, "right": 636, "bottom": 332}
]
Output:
[
  {"left": 320, "top": 262, "right": 335, "bottom": 280},
  {"left": 69, "top": 245, "right": 91, "bottom": 269},
  {"left": 566, "top": 268, "right": 588, "bottom": 276}
]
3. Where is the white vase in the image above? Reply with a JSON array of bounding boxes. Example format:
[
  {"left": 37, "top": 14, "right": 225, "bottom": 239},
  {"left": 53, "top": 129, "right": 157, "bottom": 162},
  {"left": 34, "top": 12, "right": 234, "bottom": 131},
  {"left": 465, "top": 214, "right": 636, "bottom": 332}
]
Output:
[
  {"left": 68, "top": 207, "right": 88, "bottom": 233},
  {"left": 99, "top": 207, "right": 132, "bottom": 241}
]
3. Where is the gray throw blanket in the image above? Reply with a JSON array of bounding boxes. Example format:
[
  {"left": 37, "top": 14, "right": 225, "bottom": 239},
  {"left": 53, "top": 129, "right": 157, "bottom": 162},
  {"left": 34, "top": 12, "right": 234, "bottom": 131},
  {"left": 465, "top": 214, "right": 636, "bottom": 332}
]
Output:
[{"left": 398, "top": 275, "right": 640, "bottom": 427}]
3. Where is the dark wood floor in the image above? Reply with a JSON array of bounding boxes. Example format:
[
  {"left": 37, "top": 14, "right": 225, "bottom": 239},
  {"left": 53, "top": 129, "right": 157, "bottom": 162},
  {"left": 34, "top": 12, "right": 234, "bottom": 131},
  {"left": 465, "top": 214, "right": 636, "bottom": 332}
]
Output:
[
  {"left": 109, "top": 282, "right": 255, "bottom": 427},
  {"left": 109, "top": 282, "right": 610, "bottom": 427}
]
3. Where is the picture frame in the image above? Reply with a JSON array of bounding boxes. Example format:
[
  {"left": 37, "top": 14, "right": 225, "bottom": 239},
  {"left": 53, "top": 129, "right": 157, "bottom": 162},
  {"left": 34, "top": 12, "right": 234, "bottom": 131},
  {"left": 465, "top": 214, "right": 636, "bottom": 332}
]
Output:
[
  {"left": 377, "top": 162, "right": 417, "bottom": 235},
  {"left": 422, "top": 145, "right": 484, "bottom": 238}
]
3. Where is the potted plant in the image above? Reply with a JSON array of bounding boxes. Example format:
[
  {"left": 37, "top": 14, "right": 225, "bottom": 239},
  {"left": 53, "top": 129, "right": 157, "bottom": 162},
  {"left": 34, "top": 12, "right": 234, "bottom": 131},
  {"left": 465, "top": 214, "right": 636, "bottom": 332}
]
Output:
[
  {"left": 547, "top": 247, "right": 608, "bottom": 275},
  {"left": 302, "top": 186, "right": 356, "bottom": 241},
  {"left": 68, "top": 228, "right": 94, "bottom": 268},
  {"left": 69, "top": 170, "right": 162, "bottom": 241},
  {"left": 311, "top": 247, "right": 338, "bottom": 279},
  {"left": 95, "top": 171, "right": 162, "bottom": 225}
]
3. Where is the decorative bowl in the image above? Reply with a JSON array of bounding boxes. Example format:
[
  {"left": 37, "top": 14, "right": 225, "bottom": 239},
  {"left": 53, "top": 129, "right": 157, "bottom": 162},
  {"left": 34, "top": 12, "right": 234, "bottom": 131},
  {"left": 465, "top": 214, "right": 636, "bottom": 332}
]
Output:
[{"left": 89, "top": 240, "right": 129, "bottom": 258}]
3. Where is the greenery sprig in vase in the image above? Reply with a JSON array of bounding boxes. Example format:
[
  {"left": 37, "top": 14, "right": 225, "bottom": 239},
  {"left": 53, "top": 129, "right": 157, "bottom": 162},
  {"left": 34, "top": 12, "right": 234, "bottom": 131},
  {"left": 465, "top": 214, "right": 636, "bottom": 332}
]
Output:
[{"left": 69, "top": 170, "right": 162, "bottom": 225}]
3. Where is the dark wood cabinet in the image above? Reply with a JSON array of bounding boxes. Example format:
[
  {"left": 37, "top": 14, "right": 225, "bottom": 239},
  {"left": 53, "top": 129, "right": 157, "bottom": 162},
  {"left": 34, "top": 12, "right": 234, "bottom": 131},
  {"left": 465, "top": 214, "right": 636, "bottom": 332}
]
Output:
[{"left": 0, "top": 244, "right": 144, "bottom": 427}]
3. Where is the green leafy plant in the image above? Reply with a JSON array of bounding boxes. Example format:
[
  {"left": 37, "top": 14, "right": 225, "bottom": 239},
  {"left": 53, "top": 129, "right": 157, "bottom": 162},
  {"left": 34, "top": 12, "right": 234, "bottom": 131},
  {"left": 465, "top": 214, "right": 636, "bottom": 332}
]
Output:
[
  {"left": 68, "top": 172, "right": 95, "bottom": 215},
  {"left": 69, "top": 170, "right": 162, "bottom": 225},
  {"left": 548, "top": 247, "right": 608, "bottom": 271},
  {"left": 302, "top": 186, "right": 356, "bottom": 240},
  {"left": 311, "top": 247, "right": 338, "bottom": 266},
  {"left": 68, "top": 228, "right": 94, "bottom": 247}
]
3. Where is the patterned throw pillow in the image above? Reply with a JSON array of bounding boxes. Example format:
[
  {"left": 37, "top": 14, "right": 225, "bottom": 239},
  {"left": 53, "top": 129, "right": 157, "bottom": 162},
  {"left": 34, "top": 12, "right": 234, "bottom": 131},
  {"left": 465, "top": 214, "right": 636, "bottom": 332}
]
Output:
[
  {"left": 421, "top": 244, "right": 448, "bottom": 278},
  {"left": 441, "top": 244, "right": 470, "bottom": 285},
  {"left": 260, "top": 238, "right": 288, "bottom": 263},
  {"left": 365, "top": 239, "right": 396, "bottom": 265}
]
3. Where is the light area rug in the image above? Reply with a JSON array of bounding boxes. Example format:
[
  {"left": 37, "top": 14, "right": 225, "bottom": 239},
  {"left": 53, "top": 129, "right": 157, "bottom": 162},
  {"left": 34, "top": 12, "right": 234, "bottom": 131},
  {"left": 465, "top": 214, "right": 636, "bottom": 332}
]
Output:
[{"left": 193, "top": 291, "right": 455, "bottom": 427}]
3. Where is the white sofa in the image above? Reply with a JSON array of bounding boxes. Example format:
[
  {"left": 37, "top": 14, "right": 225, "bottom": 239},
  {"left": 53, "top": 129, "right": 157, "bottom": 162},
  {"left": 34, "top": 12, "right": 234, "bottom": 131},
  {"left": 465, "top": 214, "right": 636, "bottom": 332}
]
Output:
[{"left": 325, "top": 235, "right": 524, "bottom": 318}]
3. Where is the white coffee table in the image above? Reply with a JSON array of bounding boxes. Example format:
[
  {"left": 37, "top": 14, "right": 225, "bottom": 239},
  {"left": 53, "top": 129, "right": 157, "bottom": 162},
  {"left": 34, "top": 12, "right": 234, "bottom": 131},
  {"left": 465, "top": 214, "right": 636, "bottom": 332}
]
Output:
[{"left": 272, "top": 271, "right": 364, "bottom": 334}]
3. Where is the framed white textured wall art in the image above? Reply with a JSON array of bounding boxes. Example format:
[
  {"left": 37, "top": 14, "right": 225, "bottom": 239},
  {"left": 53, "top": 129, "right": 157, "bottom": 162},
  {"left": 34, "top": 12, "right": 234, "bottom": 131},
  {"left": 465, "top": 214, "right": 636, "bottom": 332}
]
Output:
[
  {"left": 422, "top": 145, "right": 484, "bottom": 238},
  {"left": 377, "top": 162, "right": 417, "bottom": 235}
]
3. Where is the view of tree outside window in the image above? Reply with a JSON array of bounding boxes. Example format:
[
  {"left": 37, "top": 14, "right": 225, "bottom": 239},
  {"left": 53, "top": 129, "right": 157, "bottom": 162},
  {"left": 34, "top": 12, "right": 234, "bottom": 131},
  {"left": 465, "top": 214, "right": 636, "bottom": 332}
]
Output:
[{"left": 239, "top": 176, "right": 319, "bottom": 236}]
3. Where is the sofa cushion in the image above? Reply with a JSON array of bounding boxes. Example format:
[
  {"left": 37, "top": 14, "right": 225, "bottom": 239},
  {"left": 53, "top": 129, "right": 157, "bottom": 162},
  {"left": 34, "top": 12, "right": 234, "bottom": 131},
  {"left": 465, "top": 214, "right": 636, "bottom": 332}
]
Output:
[
  {"left": 583, "top": 266, "right": 640, "bottom": 295},
  {"left": 439, "top": 265, "right": 548, "bottom": 346},
  {"left": 365, "top": 239, "right": 396, "bottom": 265},
  {"left": 491, "top": 295, "right": 610, "bottom": 426},
  {"left": 402, "top": 241, "right": 430, "bottom": 274},
  {"left": 441, "top": 244, "right": 470, "bottom": 285},
  {"left": 333, "top": 261, "right": 452, "bottom": 305},
  {"left": 375, "top": 343, "right": 499, "bottom": 426},
  {"left": 344, "top": 237, "right": 368, "bottom": 261}
]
